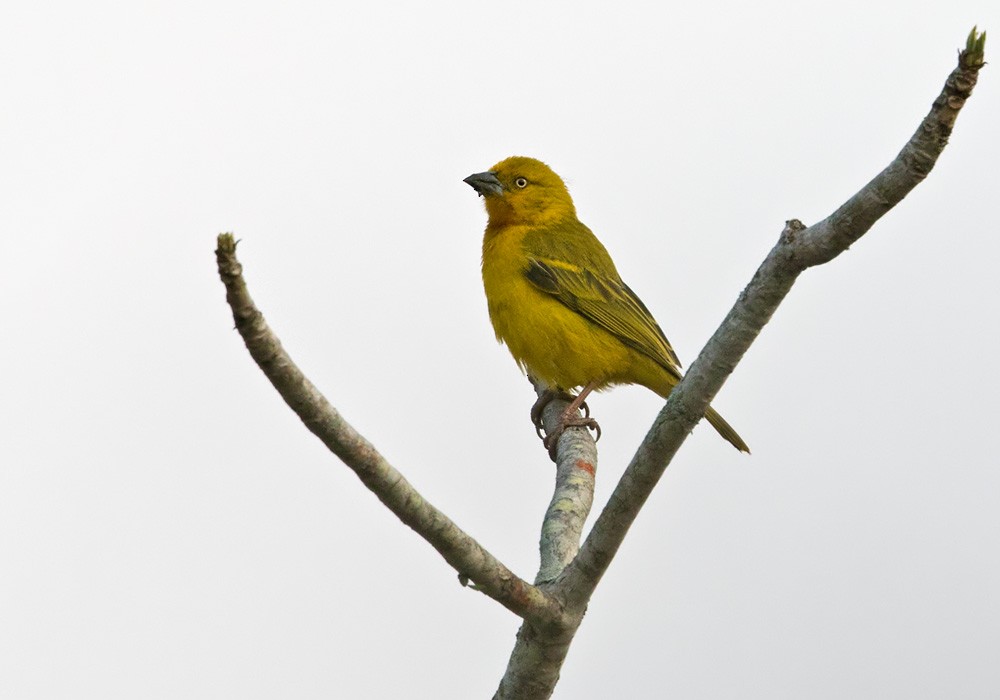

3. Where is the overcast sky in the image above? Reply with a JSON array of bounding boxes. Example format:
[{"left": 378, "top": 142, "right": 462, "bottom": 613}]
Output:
[{"left": 3, "top": 1, "right": 998, "bottom": 698}]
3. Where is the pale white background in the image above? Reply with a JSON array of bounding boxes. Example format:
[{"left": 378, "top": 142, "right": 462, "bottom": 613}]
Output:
[{"left": 2, "top": 1, "right": 998, "bottom": 698}]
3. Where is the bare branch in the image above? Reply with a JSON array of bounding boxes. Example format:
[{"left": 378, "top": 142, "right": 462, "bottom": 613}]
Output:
[
  {"left": 215, "top": 29, "right": 984, "bottom": 700},
  {"left": 531, "top": 382, "right": 598, "bottom": 584},
  {"left": 488, "top": 389, "right": 598, "bottom": 699},
  {"left": 215, "top": 233, "right": 562, "bottom": 625},
  {"left": 493, "top": 620, "right": 581, "bottom": 700},
  {"left": 557, "top": 30, "right": 986, "bottom": 610}
]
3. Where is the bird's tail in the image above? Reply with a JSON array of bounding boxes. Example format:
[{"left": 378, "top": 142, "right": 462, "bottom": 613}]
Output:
[{"left": 704, "top": 406, "right": 750, "bottom": 454}]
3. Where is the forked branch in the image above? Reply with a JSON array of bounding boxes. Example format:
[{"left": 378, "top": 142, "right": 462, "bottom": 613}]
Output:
[{"left": 215, "top": 29, "right": 985, "bottom": 700}]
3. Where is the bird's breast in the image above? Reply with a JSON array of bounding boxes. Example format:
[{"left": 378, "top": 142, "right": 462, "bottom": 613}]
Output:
[
  {"left": 480, "top": 225, "right": 635, "bottom": 390},
  {"left": 481, "top": 225, "right": 535, "bottom": 344}
]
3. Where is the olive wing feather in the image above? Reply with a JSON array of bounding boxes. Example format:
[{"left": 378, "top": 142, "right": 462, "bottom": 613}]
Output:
[{"left": 525, "top": 257, "right": 683, "bottom": 377}]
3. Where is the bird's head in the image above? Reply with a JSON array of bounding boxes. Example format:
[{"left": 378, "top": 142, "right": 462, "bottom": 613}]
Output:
[{"left": 464, "top": 156, "right": 576, "bottom": 228}]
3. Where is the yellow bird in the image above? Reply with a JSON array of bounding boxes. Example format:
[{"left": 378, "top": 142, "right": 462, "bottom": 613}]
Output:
[{"left": 465, "top": 156, "right": 749, "bottom": 455}]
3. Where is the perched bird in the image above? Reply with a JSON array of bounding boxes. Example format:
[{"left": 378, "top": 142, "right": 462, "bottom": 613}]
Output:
[{"left": 464, "top": 156, "right": 749, "bottom": 455}]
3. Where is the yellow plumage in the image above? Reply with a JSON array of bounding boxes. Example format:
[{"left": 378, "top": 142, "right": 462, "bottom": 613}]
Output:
[{"left": 466, "top": 156, "right": 748, "bottom": 453}]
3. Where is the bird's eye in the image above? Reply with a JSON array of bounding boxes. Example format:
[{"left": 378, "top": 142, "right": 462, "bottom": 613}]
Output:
[{"left": 514, "top": 177, "right": 528, "bottom": 188}]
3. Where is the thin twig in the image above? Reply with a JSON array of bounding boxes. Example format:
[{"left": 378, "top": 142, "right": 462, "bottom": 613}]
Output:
[
  {"left": 215, "top": 234, "right": 563, "bottom": 625},
  {"left": 557, "top": 29, "right": 986, "bottom": 611}
]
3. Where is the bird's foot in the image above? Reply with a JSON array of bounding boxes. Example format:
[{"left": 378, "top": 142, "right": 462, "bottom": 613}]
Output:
[
  {"left": 530, "top": 389, "right": 589, "bottom": 439},
  {"left": 542, "top": 411, "right": 601, "bottom": 461}
]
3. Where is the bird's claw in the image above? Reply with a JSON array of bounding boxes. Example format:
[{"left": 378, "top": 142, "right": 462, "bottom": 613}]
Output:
[
  {"left": 542, "top": 416, "right": 601, "bottom": 460},
  {"left": 530, "top": 388, "right": 600, "bottom": 460},
  {"left": 530, "top": 389, "right": 577, "bottom": 437}
]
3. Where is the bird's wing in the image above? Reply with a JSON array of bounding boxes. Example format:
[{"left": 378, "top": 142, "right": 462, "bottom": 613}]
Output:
[{"left": 525, "top": 257, "right": 684, "bottom": 376}]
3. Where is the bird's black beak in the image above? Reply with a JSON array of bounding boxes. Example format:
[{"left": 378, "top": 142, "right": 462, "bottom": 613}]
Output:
[{"left": 463, "top": 171, "right": 503, "bottom": 197}]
